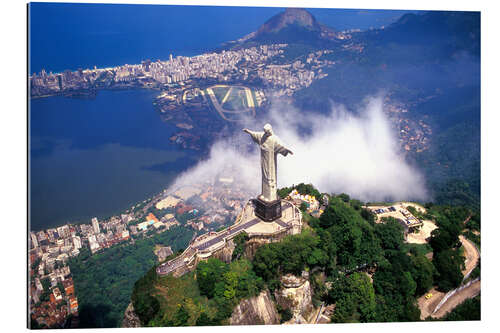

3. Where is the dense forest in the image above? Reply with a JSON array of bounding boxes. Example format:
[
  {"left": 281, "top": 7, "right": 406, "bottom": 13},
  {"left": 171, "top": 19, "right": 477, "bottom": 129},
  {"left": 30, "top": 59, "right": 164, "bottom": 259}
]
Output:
[
  {"left": 68, "top": 226, "right": 193, "bottom": 327},
  {"left": 131, "top": 184, "right": 480, "bottom": 326}
]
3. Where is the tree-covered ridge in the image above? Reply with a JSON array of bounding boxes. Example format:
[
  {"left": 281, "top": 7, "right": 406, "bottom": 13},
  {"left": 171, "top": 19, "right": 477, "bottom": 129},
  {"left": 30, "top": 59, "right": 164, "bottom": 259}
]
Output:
[
  {"left": 278, "top": 182, "right": 323, "bottom": 201},
  {"left": 68, "top": 226, "right": 193, "bottom": 328},
  {"left": 290, "top": 12, "right": 480, "bottom": 210},
  {"left": 131, "top": 185, "right": 479, "bottom": 325},
  {"left": 327, "top": 272, "right": 376, "bottom": 323},
  {"left": 131, "top": 257, "right": 264, "bottom": 326},
  {"left": 426, "top": 204, "right": 473, "bottom": 292}
]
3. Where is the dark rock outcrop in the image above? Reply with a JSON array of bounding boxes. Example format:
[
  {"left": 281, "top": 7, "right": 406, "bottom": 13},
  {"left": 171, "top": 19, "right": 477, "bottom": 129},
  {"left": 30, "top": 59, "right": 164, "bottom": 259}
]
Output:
[
  {"left": 274, "top": 272, "right": 314, "bottom": 324},
  {"left": 230, "top": 290, "right": 280, "bottom": 325},
  {"left": 236, "top": 8, "right": 343, "bottom": 44},
  {"left": 121, "top": 302, "right": 141, "bottom": 328}
]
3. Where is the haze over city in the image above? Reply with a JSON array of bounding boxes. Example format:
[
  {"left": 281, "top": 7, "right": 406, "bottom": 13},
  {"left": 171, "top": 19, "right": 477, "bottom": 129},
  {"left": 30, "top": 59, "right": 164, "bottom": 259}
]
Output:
[{"left": 168, "top": 94, "right": 428, "bottom": 202}]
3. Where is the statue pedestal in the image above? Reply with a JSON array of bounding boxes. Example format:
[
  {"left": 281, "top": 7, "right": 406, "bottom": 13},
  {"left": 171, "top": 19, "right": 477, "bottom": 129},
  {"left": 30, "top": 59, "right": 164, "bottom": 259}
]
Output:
[{"left": 253, "top": 197, "right": 282, "bottom": 222}]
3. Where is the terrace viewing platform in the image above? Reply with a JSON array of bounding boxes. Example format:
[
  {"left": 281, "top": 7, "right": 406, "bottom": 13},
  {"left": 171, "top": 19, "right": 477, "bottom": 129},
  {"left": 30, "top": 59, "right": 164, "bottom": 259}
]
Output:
[{"left": 156, "top": 199, "right": 301, "bottom": 277}]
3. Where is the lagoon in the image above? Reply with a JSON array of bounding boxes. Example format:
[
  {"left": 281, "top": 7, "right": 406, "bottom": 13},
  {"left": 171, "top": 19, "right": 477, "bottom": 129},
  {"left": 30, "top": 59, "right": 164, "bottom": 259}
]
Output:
[{"left": 29, "top": 89, "right": 200, "bottom": 231}]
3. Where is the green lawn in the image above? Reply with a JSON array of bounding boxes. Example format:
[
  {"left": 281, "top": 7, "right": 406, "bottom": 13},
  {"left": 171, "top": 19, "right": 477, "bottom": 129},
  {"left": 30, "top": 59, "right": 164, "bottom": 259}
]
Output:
[
  {"left": 223, "top": 88, "right": 248, "bottom": 111},
  {"left": 210, "top": 86, "right": 230, "bottom": 104}
]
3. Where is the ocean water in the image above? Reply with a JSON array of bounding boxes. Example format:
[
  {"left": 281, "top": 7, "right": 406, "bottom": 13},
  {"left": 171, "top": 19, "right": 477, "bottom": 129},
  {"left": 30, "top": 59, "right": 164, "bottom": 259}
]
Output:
[
  {"left": 28, "top": 3, "right": 283, "bottom": 74},
  {"left": 28, "top": 3, "right": 413, "bottom": 74},
  {"left": 29, "top": 89, "right": 199, "bottom": 231}
]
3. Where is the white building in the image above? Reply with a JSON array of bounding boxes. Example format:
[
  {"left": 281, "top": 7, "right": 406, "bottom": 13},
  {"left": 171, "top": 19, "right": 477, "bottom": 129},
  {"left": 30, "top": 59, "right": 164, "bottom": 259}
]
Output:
[
  {"left": 121, "top": 230, "right": 130, "bottom": 239},
  {"left": 72, "top": 236, "right": 82, "bottom": 249},
  {"left": 35, "top": 277, "right": 43, "bottom": 292},
  {"left": 92, "top": 217, "right": 100, "bottom": 234},
  {"left": 88, "top": 234, "right": 100, "bottom": 253},
  {"left": 57, "top": 225, "right": 70, "bottom": 239},
  {"left": 30, "top": 232, "right": 38, "bottom": 248}
]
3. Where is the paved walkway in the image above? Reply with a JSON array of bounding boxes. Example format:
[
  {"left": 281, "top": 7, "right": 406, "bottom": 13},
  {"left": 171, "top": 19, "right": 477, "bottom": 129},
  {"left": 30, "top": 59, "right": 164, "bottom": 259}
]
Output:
[
  {"left": 157, "top": 202, "right": 297, "bottom": 276},
  {"left": 459, "top": 235, "right": 480, "bottom": 279},
  {"left": 157, "top": 202, "right": 298, "bottom": 276},
  {"left": 194, "top": 217, "right": 261, "bottom": 251},
  {"left": 418, "top": 233, "right": 480, "bottom": 319},
  {"left": 431, "top": 280, "right": 480, "bottom": 318}
]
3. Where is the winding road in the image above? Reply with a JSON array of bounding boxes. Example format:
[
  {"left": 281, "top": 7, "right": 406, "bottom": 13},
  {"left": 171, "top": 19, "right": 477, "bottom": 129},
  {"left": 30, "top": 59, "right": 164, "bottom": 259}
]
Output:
[{"left": 418, "top": 233, "right": 480, "bottom": 319}]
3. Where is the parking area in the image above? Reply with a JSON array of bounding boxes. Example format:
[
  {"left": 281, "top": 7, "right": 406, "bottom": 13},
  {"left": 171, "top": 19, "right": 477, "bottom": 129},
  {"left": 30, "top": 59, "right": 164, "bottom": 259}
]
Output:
[{"left": 367, "top": 202, "right": 423, "bottom": 233}]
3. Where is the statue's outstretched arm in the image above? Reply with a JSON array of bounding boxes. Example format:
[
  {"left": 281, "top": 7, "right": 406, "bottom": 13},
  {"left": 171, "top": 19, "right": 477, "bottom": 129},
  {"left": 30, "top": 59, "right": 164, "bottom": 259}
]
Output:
[{"left": 243, "top": 128, "right": 260, "bottom": 142}]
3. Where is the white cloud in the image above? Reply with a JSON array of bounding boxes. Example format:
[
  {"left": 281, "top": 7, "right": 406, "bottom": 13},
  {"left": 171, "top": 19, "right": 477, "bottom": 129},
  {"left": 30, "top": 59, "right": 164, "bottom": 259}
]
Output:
[{"left": 167, "top": 95, "right": 428, "bottom": 203}]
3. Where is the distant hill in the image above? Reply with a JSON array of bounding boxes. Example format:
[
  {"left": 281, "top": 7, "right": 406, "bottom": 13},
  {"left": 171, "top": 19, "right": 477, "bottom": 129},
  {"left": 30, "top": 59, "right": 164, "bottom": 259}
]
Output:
[
  {"left": 361, "top": 11, "right": 480, "bottom": 59},
  {"left": 288, "top": 10, "right": 480, "bottom": 208},
  {"left": 232, "top": 8, "right": 345, "bottom": 45}
]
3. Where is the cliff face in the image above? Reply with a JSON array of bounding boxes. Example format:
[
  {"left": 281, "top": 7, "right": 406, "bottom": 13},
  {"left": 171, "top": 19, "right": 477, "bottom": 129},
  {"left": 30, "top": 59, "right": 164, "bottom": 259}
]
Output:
[
  {"left": 274, "top": 272, "right": 314, "bottom": 324},
  {"left": 230, "top": 289, "right": 280, "bottom": 325},
  {"left": 211, "top": 239, "right": 235, "bottom": 263},
  {"left": 121, "top": 302, "right": 141, "bottom": 328},
  {"left": 244, "top": 232, "right": 290, "bottom": 259},
  {"left": 244, "top": 238, "right": 268, "bottom": 259},
  {"left": 124, "top": 272, "right": 315, "bottom": 327},
  {"left": 230, "top": 272, "right": 315, "bottom": 326}
]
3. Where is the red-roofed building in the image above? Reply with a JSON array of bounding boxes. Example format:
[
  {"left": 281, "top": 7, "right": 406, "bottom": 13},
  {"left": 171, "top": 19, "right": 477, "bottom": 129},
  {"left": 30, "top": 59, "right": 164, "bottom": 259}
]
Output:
[
  {"left": 63, "top": 279, "right": 74, "bottom": 296},
  {"left": 199, "top": 215, "right": 211, "bottom": 224},
  {"left": 69, "top": 297, "right": 79, "bottom": 314},
  {"left": 146, "top": 212, "right": 159, "bottom": 223},
  {"left": 30, "top": 252, "right": 37, "bottom": 264},
  {"left": 52, "top": 287, "right": 62, "bottom": 302},
  {"left": 176, "top": 203, "right": 194, "bottom": 215}
]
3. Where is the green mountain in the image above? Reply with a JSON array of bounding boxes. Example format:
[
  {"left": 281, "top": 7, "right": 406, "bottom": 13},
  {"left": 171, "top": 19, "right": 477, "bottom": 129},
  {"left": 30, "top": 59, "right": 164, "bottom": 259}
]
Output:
[
  {"left": 232, "top": 8, "right": 344, "bottom": 45},
  {"left": 226, "top": 8, "right": 480, "bottom": 208},
  {"left": 128, "top": 187, "right": 480, "bottom": 326},
  {"left": 288, "top": 10, "right": 480, "bottom": 208}
]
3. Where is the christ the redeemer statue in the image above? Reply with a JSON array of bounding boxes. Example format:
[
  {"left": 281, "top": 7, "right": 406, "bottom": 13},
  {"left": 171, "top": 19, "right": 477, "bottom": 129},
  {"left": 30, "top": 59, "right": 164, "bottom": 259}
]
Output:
[{"left": 243, "top": 124, "right": 293, "bottom": 203}]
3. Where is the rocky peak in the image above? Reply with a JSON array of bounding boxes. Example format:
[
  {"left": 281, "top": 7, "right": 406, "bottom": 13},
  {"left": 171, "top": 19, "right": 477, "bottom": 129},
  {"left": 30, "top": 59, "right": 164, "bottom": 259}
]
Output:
[
  {"left": 280, "top": 272, "right": 308, "bottom": 288},
  {"left": 121, "top": 302, "right": 141, "bottom": 328},
  {"left": 274, "top": 272, "right": 315, "bottom": 324},
  {"left": 258, "top": 8, "right": 321, "bottom": 34},
  {"left": 235, "top": 7, "right": 342, "bottom": 44}
]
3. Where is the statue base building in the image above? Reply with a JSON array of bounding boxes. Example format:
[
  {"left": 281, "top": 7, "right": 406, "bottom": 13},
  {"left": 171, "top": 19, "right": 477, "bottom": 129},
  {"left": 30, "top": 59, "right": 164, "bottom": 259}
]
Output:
[
  {"left": 253, "top": 197, "right": 282, "bottom": 222},
  {"left": 157, "top": 199, "right": 302, "bottom": 277}
]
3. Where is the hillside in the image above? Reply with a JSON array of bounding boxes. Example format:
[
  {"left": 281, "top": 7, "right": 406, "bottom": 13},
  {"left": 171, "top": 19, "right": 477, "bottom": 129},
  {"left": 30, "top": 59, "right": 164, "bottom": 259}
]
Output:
[
  {"left": 127, "top": 185, "right": 480, "bottom": 326},
  {"left": 222, "top": 8, "right": 481, "bottom": 209},
  {"left": 289, "top": 10, "right": 480, "bottom": 208}
]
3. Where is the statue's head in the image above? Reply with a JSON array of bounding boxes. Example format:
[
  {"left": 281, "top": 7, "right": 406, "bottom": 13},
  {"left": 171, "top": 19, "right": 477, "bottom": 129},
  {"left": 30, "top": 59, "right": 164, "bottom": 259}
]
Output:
[{"left": 263, "top": 123, "right": 273, "bottom": 135}]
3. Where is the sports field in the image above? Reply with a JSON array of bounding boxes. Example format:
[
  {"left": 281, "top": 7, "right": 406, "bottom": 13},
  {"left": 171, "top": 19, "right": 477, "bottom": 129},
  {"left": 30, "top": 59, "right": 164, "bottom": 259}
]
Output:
[{"left": 205, "top": 84, "right": 256, "bottom": 121}]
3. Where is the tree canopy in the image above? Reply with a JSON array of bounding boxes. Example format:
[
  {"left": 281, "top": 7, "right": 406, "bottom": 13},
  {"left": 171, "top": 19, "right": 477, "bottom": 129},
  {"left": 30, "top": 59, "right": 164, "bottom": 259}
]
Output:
[
  {"left": 127, "top": 186, "right": 476, "bottom": 326},
  {"left": 329, "top": 272, "right": 376, "bottom": 323}
]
